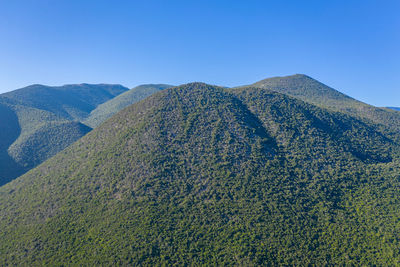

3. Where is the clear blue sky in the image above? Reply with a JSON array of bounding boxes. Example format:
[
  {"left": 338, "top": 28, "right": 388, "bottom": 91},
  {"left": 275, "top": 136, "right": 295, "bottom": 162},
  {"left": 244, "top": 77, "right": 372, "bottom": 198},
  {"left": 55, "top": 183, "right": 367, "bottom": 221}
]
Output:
[{"left": 0, "top": 0, "right": 399, "bottom": 106}]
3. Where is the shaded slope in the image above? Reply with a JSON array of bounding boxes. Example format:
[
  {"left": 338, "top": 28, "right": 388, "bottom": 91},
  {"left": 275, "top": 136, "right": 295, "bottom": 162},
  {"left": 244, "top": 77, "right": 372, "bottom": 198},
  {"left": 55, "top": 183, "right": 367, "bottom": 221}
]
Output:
[
  {"left": 84, "top": 84, "right": 172, "bottom": 128},
  {"left": 0, "top": 83, "right": 400, "bottom": 265},
  {"left": 0, "top": 99, "right": 24, "bottom": 185},
  {"left": 8, "top": 121, "right": 91, "bottom": 169},
  {"left": 250, "top": 74, "right": 400, "bottom": 134}
]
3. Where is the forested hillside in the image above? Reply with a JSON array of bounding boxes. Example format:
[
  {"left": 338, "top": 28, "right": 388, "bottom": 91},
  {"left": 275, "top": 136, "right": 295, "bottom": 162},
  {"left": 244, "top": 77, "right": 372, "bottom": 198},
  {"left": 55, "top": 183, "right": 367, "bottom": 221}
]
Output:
[
  {"left": 250, "top": 74, "right": 400, "bottom": 136},
  {"left": 1, "top": 83, "right": 400, "bottom": 265},
  {"left": 0, "top": 84, "right": 128, "bottom": 185}
]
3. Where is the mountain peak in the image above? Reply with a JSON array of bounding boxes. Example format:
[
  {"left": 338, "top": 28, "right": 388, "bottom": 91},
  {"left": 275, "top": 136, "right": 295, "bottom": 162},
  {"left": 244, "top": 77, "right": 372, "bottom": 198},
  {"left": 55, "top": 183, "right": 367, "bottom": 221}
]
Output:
[
  {"left": 176, "top": 82, "right": 225, "bottom": 91},
  {"left": 253, "top": 73, "right": 326, "bottom": 86},
  {"left": 250, "top": 74, "right": 354, "bottom": 105},
  {"left": 179, "top": 82, "right": 214, "bottom": 88},
  {"left": 252, "top": 74, "right": 315, "bottom": 84},
  {"left": 274, "top": 73, "right": 311, "bottom": 79}
]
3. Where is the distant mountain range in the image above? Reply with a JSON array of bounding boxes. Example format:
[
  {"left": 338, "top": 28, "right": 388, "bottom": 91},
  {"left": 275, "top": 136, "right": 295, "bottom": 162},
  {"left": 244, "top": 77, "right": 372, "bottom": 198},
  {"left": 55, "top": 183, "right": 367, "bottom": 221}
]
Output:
[
  {"left": 0, "top": 84, "right": 128, "bottom": 185},
  {"left": 1, "top": 76, "right": 400, "bottom": 265},
  {"left": 0, "top": 83, "right": 177, "bottom": 186}
]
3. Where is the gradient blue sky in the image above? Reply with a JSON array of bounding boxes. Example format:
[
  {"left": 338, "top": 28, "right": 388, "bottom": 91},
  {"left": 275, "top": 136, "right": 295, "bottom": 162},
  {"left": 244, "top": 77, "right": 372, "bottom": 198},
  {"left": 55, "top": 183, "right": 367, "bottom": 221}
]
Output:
[{"left": 0, "top": 0, "right": 399, "bottom": 106}]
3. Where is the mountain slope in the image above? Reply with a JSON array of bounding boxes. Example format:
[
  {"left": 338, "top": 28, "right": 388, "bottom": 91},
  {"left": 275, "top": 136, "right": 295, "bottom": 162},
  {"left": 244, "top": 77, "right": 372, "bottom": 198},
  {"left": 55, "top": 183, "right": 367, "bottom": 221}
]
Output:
[
  {"left": 8, "top": 121, "right": 91, "bottom": 169},
  {"left": 231, "top": 87, "right": 394, "bottom": 164},
  {"left": 249, "top": 74, "right": 400, "bottom": 135},
  {"left": 0, "top": 84, "right": 128, "bottom": 185},
  {"left": 84, "top": 84, "right": 172, "bottom": 128},
  {"left": 1, "top": 83, "right": 400, "bottom": 265}
]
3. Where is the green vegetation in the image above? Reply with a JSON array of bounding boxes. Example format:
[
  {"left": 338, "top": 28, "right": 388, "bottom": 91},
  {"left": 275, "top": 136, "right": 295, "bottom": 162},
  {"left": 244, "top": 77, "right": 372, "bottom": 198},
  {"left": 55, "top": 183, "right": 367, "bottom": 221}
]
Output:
[
  {"left": 250, "top": 74, "right": 356, "bottom": 107},
  {"left": 8, "top": 121, "right": 91, "bottom": 169},
  {"left": 0, "top": 84, "right": 128, "bottom": 185},
  {"left": 249, "top": 74, "right": 400, "bottom": 135},
  {"left": 84, "top": 84, "right": 172, "bottom": 128},
  {"left": 1, "top": 82, "right": 400, "bottom": 265}
]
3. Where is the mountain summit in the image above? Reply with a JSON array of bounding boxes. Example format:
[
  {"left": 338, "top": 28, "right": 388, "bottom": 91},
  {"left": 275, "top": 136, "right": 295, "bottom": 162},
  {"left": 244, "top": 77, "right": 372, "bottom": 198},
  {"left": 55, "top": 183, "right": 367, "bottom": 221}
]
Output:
[{"left": 252, "top": 74, "right": 355, "bottom": 106}]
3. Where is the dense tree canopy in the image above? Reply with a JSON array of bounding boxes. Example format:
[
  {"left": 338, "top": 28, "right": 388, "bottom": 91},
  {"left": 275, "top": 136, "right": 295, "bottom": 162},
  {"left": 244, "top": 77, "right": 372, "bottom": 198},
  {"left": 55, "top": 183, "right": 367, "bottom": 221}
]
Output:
[{"left": 1, "top": 82, "right": 400, "bottom": 265}]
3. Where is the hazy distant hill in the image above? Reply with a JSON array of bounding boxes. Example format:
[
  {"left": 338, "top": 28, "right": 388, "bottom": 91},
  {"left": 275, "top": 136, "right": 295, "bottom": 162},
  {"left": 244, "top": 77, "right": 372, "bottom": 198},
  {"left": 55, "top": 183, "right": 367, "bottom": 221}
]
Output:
[
  {"left": 84, "top": 84, "right": 172, "bottom": 128},
  {"left": 0, "top": 84, "right": 128, "bottom": 185},
  {"left": 387, "top": 107, "right": 400, "bottom": 111},
  {"left": 1, "top": 83, "right": 128, "bottom": 121},
  {"left": 1, "top": 83, "right": 400, "bottom": 265}
]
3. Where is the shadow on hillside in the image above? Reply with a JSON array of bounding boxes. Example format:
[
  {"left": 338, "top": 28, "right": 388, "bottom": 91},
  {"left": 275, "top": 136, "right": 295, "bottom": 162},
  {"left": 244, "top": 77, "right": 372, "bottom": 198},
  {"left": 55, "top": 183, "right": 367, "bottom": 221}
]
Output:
[
  {"left": 0, "top": 104, "right": 25, "bottom": 186},
  {"left": 0, "top": 152, "right": 26, "bottom": 186}
]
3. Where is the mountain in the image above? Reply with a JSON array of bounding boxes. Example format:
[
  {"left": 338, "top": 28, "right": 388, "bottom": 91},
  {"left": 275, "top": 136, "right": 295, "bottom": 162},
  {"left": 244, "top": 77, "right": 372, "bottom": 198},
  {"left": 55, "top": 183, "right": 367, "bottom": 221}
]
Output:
[
  {"left": 1, "top": 83, "right": 400, "bottom": 265},
  {"left": 0, "top": 84, "right": 128, "bottom": 185},
  {"left": 249, "top": 74, "right": 400, "bottom": 136},
  {"left": 84, "top": 84, "right": 172, "bottom": 128},
  {"left": 387, "top": 107, "right": 400, "bottom": 111}
]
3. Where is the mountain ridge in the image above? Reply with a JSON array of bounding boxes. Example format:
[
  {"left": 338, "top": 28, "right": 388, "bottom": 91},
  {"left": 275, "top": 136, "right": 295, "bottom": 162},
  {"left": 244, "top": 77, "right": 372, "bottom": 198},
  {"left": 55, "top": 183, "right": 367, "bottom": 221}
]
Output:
[
  {"left": 1, "top": 83, "right": 129, "bottom": 121},
  {"left": 246, "top": 74, "right": 400, "bottom": 140}
]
